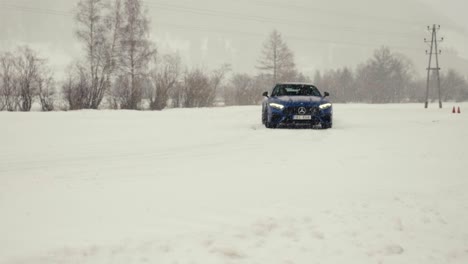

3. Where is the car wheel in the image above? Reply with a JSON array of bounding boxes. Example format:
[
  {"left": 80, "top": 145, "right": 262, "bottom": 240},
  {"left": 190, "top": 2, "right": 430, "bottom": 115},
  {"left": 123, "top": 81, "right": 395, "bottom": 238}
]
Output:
[
  {"left": 263, "top": 109, "right": 276, "bottom": 128},
  {"left": 265, "top": 122, "right": 275, "bottom": 128},
  {"left": 262, "top": 109, "right": 267, "bottom": 125},
  {"left": 321, "top": 122, "right": 333, "bottom": 129}
]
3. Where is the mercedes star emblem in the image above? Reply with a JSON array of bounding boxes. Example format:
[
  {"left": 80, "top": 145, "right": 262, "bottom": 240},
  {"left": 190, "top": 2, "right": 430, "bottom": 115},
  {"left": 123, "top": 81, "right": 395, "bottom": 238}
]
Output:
[{"left": 298, "top": 107, "right": 307, "bottom": 115}]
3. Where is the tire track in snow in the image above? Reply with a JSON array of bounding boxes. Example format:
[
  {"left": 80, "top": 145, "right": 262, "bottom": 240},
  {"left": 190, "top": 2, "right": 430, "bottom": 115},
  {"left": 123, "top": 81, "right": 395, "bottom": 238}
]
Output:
[{"left": 0, "top": 130, "right": 263, "bottom": 177}]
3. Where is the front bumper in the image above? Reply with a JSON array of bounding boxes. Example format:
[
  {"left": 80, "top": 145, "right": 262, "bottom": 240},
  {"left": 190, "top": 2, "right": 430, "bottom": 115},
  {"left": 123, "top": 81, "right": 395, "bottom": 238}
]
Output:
[{"left": 269, "top": 106, "right": 332, "bottom": 127}]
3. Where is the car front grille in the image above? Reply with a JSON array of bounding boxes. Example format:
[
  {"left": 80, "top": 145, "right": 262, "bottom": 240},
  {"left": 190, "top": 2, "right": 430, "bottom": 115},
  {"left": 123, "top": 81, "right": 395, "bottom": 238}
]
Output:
[{"left": 284, "top": 106, "right": 320, "bottom": 116}]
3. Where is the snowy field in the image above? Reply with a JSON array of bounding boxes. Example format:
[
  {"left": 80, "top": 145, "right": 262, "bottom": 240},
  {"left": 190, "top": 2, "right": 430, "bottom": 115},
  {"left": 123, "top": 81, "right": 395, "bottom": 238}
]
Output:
[{"left": 1, "top": 103, "right": 468, "bottom": 264}]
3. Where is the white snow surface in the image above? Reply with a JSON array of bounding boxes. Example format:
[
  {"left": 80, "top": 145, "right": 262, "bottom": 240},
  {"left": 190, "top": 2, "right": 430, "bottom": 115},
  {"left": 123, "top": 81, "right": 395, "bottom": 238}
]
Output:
[{"left": 1, "top": 104, "right": 468, "bottom": 264}]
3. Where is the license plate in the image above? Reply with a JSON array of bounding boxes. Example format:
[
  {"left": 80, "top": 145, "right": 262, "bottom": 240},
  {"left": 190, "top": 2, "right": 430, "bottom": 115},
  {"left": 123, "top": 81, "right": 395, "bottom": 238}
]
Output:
[{"left": 293, "top": 115, "right": 312, "bottom": 120}]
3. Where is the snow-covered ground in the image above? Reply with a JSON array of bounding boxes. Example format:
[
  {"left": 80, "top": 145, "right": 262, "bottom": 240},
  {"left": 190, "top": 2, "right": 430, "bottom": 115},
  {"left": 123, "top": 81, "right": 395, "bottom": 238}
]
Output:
[{"left": 1, "top": 104, "right": 468, "bottom": 264}]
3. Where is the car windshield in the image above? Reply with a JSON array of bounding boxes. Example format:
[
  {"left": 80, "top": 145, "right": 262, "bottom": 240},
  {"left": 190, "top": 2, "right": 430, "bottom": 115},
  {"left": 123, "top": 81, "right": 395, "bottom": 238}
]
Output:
[{"left": 272, "top": 84, "right": 322, "bottom": 97}]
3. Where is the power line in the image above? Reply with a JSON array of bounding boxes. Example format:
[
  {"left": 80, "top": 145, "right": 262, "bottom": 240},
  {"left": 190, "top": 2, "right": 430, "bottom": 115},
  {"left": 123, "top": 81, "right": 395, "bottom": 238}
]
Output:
[
  {"left": 1, "top": 0, "right": 420, "bottom": 39},
  {"left": 0, "top": 0, "right": 443, "bottom": 29},
  {"left": 0, "top": 3, "right": 73, "bottom": 16},
  {"left": 143, "top": 0, "right": 468, "bottom": 40},
  {"left": 157, "top": 22, "right": 421, "bottom": 51},
  {"left": 235, "top": 0, "right": 438, "bottom": 27},
  {"left": 0, "top": 2, "right": 421, "bottom": 52},
  {"left": 141, "top": 0, "right": 418, "bottom": 38}
]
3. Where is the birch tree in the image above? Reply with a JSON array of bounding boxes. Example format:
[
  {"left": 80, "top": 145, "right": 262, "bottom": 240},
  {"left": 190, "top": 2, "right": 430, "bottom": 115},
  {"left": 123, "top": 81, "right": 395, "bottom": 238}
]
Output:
[
  {"left": 74, "top": 0, "right": 122, "bottom": 109},
  {"left": 118, "top": 0, "right": 156, "bottom": 109}
]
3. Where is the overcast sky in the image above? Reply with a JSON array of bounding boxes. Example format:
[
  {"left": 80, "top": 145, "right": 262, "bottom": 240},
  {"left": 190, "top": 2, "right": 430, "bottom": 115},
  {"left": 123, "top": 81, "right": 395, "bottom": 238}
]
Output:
[{"left": 1, "top": 0, "right": 467, "bottom": 78}]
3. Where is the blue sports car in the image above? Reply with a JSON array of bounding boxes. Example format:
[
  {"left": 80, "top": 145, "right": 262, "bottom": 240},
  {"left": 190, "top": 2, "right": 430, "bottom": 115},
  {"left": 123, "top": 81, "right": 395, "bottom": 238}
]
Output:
[{"left": 262, "top": 83, "right": 333, "bottom": 129}]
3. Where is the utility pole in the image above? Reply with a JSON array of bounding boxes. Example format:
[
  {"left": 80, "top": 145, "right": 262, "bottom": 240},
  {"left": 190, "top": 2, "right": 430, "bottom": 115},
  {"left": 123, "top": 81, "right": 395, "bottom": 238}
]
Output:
[{"left": 424, "top": 25, "right": 444, "bottom": 109}]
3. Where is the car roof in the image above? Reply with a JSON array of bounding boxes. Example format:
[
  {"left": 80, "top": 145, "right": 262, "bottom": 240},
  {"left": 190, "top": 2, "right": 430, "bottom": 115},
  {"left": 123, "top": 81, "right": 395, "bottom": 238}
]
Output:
[{"left": 276, "top": 82, "right": 316, "bottom": 86}]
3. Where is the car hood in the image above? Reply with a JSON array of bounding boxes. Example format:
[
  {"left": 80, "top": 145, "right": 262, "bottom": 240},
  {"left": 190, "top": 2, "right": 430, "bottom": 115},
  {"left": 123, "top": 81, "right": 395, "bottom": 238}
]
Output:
[{"left": 272, "top": 96, "right": 327, "bottom": 106}]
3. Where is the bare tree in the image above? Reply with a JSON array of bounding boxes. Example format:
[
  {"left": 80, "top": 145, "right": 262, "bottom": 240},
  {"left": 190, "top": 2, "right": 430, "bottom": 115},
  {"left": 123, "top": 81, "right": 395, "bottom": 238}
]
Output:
[
  {"left": 15, "top": 46, "right": 43, "bottom": 112},
  {"left": 340, "top": 67, "right": 355, "bottom": 102},
  {"left": 179, "top": 68, "right": 210, "bottom": 108},
  {"left": 117, "top": 0, "right": 156, "bottom": 110},
  {"left": 110, "top": 74, "right": 131, "bottom": 109},
  {"left": 0, "top": 52, "right": 18, "bottom": 111},
  {"left": 62, "top": 63, "right": 90, "bottom": 110},
  {"left": 0, "top": 85, "right": 3, "bottom": 111},
  {"left": 1, "top": 47, "right": 55, "bottom": 112},
  {"left": 406, "top": 79, "right": 426, "bottom": 103},
  {"left": 147, "top": 53, "right": 182, "bottom": 110},
  {"left": 37, "top": 69, "right": 56, "bottom": 111},
  {"left": 355, "top": 47, "right": 414, "bottom": 103},
  {"left": 317, "top": 68, "right": 355, "bottom": 103},
  {"left": 75, "top": 0, "right": 122, "bottom": 109},
  {"left": 225, "top": 73, "right": 255, "bottom": 106},
  {"left": 441, "top": 69, "right": 468, "bottom": 102},
  {"left": 169, "top": 81, "right": 183, "bottom": 108},
  {"left": 173, "top": 65, "right": 230, "bottom": 109},
  {"left": 257, "top": 30, "right": 295, "bottom": 84},
  {"left": 209, "top": 64, "right": 231, "bottom": 106}
]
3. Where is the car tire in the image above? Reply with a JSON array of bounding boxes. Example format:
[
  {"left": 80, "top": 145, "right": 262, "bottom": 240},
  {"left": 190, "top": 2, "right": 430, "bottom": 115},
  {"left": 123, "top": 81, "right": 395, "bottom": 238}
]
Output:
[
  {"left": 321, "top": 122, "right": 333, "bottom": 129},
  {"left": 263, "top": 109, "right": 276, "bottom": 128},
  {"left": 265, "top": 122, "right": 276, "bottom": 129}
]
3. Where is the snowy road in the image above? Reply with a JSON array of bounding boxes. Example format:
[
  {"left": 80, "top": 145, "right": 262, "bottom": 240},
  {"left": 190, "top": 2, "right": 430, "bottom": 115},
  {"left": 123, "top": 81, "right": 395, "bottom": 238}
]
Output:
[{"left": 1, "top": 104, "right": 468, "bottom": 264}]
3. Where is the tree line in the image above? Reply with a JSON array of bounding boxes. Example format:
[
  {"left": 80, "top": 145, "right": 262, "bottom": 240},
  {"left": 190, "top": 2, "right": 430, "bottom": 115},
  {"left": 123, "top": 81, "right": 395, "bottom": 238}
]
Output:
[
  {"left": 1, "top": 0, "right": 468, "bottom": 112},
  {"left": 313, "top": 47, "right": 468, "bottom": 104}
]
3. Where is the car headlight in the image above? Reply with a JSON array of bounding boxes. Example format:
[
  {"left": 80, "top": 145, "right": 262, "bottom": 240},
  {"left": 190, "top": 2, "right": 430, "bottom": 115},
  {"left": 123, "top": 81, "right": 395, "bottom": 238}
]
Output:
[
  {"left": 269, "top": 103, "right": 285, "bottom": 110},
  {"left": 319, "top": 103, "right": 332, "bottom": 110}
]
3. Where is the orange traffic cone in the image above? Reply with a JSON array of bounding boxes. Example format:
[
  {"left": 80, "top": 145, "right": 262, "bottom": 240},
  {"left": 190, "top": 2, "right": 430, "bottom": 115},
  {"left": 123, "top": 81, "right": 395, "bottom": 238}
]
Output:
[
  {"left": 452, "top": 106, "right": 456, "bottom": 113},
  {"left": 458, "top": 107, "right": 461, "bottom": 114}
]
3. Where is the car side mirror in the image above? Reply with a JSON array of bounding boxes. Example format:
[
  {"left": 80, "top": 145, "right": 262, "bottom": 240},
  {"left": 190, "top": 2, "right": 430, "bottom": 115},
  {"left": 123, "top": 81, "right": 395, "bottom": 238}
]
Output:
[
  {"left": 324, "top": 92, "right": 330, "bottom": 98},
  {"left": 262, "top": 91, "right": 269, "bottom": 98}
]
